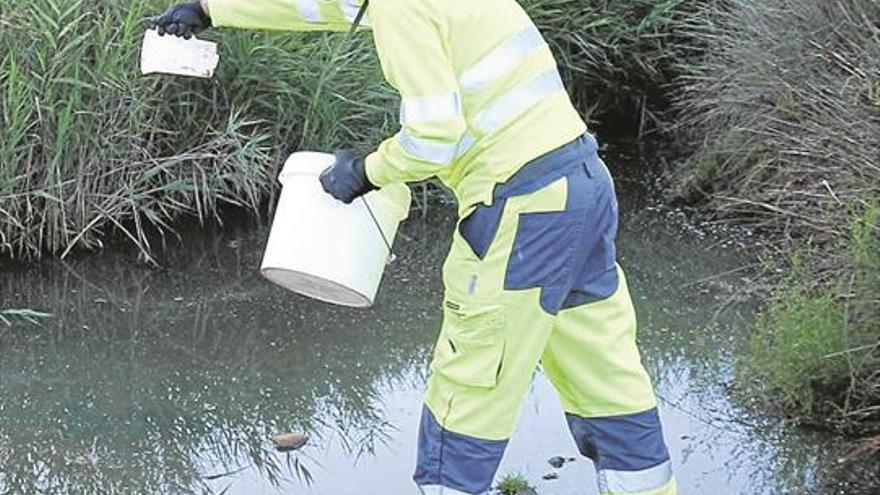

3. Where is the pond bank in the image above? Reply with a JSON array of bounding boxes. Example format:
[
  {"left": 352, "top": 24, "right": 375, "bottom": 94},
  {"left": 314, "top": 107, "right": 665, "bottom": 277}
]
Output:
[{"left": 672, "top": 0, "right": 880, "bottom": 438}]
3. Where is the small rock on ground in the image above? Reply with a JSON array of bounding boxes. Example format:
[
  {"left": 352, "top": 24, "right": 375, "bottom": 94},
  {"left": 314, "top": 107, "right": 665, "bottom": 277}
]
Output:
[{"left": 270, "top": 432, "right": 309, "bottom": 451}]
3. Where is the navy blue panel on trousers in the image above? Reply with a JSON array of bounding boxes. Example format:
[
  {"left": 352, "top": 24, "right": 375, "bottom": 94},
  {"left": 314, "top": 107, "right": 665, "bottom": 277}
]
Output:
[
  {"left": 560, "top": 154, "right": 620, "bottom": 309},
  {"left": 504, "top": 207, "right": 587, "bottom": 314},
  {"left": 565, "top": 408, "right": 670, "bottom": 472},
  {"left": 414, "top": 406, "right": 508, "bottom": 494},
  {"left": 459, "top": 199, "right": 507, "bottom": 259}
]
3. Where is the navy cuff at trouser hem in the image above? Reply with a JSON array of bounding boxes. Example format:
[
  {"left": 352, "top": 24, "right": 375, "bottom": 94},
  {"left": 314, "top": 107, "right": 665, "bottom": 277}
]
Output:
[
  {"left": 565, "top": 408, "right": 674, "bottom": 494},
  {"left": 414, "top": 406, "right": 508, "bottom": 495}
]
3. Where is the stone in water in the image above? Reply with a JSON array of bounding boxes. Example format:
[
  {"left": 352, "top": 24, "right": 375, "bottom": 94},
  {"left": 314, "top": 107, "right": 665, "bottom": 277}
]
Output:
[{"left": 271, "top": 432, "right": 309, "bottom": 451}]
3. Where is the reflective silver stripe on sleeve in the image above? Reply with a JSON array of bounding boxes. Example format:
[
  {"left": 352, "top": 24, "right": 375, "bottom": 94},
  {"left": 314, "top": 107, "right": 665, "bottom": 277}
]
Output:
[
  {"left": 400, "top": 93, "right": 463, "bottom": 125},
  {"left": 418, "top": 485, "right": 474, "bottom": 495},
  {"left": 297, "top": 0, "right": 322, "bottom": 23},
  {"left": 473, "top": 69, "right": 565, "bottom": 134},
  {"left": 340, "top": 0, "right": 370, "bottom": 26},
  {"left": 598, "top": 460, "right": 674, "bottom": 495},
  {"left": 459, "top": 24, "right": 547, "bottom": 94},
  {"left": 396, "top": 131, "right": 462, "bottom": 165},
  {"left": 455, "top": 132, "right": 476, "bottom": 159}
]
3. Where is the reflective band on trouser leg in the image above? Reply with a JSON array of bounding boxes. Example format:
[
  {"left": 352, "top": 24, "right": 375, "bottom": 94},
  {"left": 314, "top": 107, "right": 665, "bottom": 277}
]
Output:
[
  {"left": 599, "top": 461, "right": 675, "bottom": 495},
  {"left": 419, "top": 485, "right": 476, "bottom": 495},
  {"left": 459, "top": 24, "right": 547, "bottom": 93},
  {"left": 415, "top": 407, "right": 507, "bottom": 494},
  {"left": 474, "top": 69, "right": 565, "bottom": 134},
  {"left": 401, "top": 93, "right": 463, "bottom": 125}
]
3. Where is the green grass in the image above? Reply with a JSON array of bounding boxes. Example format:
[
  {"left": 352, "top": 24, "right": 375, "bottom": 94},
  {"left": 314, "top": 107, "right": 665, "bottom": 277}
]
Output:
[
  {"left": 0, "top": 0, "right": 395, "bottom": 262},
  {"left": 526, "top": 0, "right": 704, "bottom": 131},
  {"left": 496, "top": 473, "right": 536, "bottom": 495},
  {"left": 748, "top": 204, "right": 879, "bottom": 426}
]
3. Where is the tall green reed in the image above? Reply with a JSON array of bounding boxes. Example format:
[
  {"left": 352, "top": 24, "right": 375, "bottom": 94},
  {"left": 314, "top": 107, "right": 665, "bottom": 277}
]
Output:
[{"left": 0, "top": 0, "right": 698, "bottom": 261}]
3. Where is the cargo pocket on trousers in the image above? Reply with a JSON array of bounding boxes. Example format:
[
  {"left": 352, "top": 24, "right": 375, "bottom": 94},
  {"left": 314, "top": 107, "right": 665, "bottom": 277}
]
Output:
[{"left": 430, "top": 303, "right": 505, "bottom": 389}]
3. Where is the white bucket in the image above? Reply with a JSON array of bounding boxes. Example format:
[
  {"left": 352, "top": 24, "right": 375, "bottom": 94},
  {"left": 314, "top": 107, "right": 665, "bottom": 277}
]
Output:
[
  {"left": 140, "top": 29, "right": 219, "bottom": 79},
  {"left": 261, "top": 152, "right": 411, "bottom": 308}
]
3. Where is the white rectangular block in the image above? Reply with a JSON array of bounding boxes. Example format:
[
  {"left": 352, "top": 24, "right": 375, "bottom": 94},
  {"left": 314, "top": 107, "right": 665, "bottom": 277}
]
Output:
[{"left": 140, "top": 29, "right": 219, "bottom": 79}]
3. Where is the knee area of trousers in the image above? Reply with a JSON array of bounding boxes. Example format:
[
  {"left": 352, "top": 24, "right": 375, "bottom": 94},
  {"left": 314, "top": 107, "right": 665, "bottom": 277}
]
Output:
[{"left": 423, "top": 382, "right": 518, "bottom": 441}]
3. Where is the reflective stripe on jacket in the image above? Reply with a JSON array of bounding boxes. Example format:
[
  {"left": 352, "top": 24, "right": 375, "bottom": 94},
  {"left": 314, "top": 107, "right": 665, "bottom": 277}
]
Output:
[{"left": 208, "top": 0, "right": 587, "bottom": 212}]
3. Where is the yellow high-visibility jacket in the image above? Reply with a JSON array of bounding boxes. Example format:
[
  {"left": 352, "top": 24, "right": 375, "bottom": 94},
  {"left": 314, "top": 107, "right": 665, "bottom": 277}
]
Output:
[{"left": 208, "top": 0, "right": 587, "bottom": 213}]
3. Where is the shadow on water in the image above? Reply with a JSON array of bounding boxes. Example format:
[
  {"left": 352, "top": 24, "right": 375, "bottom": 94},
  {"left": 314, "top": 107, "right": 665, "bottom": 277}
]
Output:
[{"left": 0, "top": 144, "right": 848, "bottom": 494}]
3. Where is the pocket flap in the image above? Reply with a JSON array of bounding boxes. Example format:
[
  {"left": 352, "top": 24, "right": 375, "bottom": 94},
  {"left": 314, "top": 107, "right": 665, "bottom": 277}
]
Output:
[{"left": 430, "top": 303, "right": 505, "bottom": 388}]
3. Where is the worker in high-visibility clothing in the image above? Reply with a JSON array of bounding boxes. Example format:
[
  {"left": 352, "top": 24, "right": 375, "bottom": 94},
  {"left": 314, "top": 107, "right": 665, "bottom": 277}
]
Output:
[{"left": 150, "top": 1, "right": 676, "bottom": 493}]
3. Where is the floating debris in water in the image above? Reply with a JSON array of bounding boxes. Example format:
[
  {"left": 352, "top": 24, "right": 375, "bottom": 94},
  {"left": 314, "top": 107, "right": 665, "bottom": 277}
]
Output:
[
  {"left": 542, "top": 472, "right": 559, "bottom": 481},
  {"left": 271, "top": 431, "right": 309, "bottom": 451},
  {"left": 547, "top": 456, "right": 566, "bottom": 468}
]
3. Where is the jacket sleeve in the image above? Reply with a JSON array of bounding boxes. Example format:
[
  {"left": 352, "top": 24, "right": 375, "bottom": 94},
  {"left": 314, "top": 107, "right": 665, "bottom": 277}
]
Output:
[
  {"left": 207, "top": 0, "right": 367, "bottom": 32},
  {"left": 363, "top": 1, "right": 468, "bottom": 187}
]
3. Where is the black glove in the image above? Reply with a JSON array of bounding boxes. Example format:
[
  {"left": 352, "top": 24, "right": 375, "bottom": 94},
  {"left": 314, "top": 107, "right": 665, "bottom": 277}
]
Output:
[
  {"left": 319, "top": 150, "right": 378, "bottom": 204},
  {"left": 146, "top": 2, "right": 212, "bottom": 39}
]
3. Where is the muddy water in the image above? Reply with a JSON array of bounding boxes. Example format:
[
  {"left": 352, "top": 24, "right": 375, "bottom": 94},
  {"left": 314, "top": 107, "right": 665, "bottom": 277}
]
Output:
[{"left": 0, "top": 147, "right": 844, "bottom": 495}]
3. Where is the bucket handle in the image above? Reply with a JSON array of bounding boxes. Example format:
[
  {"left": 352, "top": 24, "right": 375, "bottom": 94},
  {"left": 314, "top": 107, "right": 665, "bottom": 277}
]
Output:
[{"left": 360, "top": 196, "right": 397, "bottom": 265}]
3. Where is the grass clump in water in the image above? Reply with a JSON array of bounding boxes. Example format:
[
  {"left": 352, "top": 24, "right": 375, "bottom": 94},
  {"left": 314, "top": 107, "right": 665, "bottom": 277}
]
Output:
[
  {"left": 496, "top": 473, "right": 537, "bottom": 495},
  {"left": 674, "top": 0, "right": 880, "bottom": 240}
]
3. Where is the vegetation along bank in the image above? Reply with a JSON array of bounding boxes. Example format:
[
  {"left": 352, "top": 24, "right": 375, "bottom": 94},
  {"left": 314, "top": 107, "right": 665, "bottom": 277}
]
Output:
[{"left": 673, "top": 0, "right": 879, "bottom": 446}]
